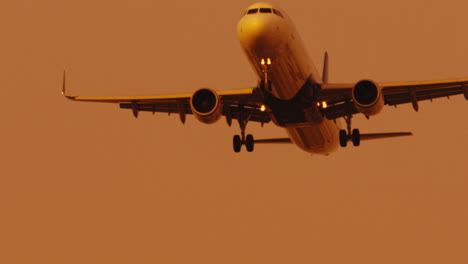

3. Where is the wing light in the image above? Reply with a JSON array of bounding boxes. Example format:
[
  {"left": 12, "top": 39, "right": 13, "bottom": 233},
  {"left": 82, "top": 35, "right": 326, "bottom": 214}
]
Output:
[
  {"left": 260, "top": 104, "right": 266, "bottom": 112},
  {"left": 317, "top": 101, "right": 328, "bottom": 109}
]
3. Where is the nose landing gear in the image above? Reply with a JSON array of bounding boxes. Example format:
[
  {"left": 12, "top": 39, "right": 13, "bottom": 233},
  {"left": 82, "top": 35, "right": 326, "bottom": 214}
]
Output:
[{"left": 260, "top": 58, "right": 272, "bottom": 92}]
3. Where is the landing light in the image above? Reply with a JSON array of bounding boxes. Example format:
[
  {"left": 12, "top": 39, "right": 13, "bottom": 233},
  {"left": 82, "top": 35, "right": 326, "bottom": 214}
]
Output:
[
  {"left": 322, "top": 101, "right": 328, "bottom": 109},
  {"left": 260, "top": 105, "right": 266, "bottom": 112},
  {"left": 261, "top": 58, "right": 272, "bottom": 66}
]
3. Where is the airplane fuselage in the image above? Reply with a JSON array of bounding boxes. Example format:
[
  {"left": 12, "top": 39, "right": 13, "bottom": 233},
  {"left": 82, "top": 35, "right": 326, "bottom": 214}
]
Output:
[{"left": 237, "top": 3, "right": 340, "bottom": 154}]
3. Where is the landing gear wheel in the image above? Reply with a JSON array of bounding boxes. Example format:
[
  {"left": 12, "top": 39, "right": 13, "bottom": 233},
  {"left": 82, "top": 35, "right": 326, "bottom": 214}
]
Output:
[
  {"left": 339, "top": 129, "right": 348, "bottom": 147},
  {"left": 233, "top": 135, "right": 242, "bottom": 153},
  {"left": 245, "top": 134, "right": 254, "bottom": 152},
  {"left": 351, "top": 129, "right": 360, "bottom": 147}
]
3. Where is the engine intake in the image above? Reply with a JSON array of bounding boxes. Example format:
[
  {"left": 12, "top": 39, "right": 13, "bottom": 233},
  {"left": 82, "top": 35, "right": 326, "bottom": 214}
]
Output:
[
  {"left": 190, "top": 88, "right": 222, "bottom": 124},
  {"left": 352, "top": 80, "right": 384, "bottom": 116}
]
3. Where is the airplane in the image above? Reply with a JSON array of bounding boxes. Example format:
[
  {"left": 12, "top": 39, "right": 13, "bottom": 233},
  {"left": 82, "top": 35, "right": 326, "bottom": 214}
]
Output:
[{"left": 63, "top": 2, "right": 468, "bottom": 155}]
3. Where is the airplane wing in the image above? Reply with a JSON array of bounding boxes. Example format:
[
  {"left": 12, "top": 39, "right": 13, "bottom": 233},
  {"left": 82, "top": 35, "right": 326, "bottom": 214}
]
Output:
[
  {"left": 320, "top": 78, "right": 468, "bottom": 120},
  {"left": 62, "top": 74, "right": 270, "bottom": 124}
]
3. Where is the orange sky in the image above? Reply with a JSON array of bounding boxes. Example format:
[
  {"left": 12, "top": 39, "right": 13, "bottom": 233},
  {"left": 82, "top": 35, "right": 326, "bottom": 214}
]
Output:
[{"left": 1, "top": 0, "right": 467, "bottom": 263}]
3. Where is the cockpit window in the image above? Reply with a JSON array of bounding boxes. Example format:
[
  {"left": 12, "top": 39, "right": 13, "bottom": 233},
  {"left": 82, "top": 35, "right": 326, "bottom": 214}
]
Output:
[
  {"left": 247, "top": 8, "right": 258, "bottom": 14},
  {"left": 273, "top": 9, "right": 284, "bottom": 18},
  {"left": 259, "top": 8, "right": 272, "bottom": 13},
  {"left": 245, "top": 7, "right": 280, "bottom": 16}
]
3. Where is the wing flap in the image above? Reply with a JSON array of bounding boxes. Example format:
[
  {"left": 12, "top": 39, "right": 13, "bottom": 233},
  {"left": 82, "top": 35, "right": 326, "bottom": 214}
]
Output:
[
  {"left": 225, "top": 105, "right": 271, "bottom": 123},
  {"left": 321, "top": 101, "right": 359, "bottom": 120},
  {"left": 382, "top": 79, "right": 468, "bottom": 105},
  {"left": 383, "top": 83, "right": 466, "bottom": 106},
  {"left": 120, "top": 101, "right": 193, "bottom": 115}
]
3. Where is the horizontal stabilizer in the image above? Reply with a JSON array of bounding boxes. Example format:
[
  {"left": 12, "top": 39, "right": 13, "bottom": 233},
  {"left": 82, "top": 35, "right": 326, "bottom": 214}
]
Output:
[
  {"left": 284, "top": 122, "right": 314, "bottom": 128},
  {"left": 254, "top": 138, "right": 292, "bottom": 144},
  {"left": 360, "top": 132, "right": 413, "bottom": 141}
]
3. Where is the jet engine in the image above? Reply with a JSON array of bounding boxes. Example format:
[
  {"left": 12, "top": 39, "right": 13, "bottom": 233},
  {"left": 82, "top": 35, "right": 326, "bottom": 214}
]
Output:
[
  {"left": 190, "top": 88, "right": 222, "bottom": 124},
  {"left": 352, "top": 80, "right": 384, "bottom": 116}
]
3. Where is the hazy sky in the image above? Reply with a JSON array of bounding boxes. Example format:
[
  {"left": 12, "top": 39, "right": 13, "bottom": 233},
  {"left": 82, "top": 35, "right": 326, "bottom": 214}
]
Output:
[{"left": 1, "top": 0, "right": 467, "bottom": 263}]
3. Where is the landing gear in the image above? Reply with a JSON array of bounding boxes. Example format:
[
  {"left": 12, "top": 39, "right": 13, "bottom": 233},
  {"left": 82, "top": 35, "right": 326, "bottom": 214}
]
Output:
[
  {"left": 245, "top": 134, "right": 254, "bottom": 152},
  {"left": 232, "top": 105, "right": 255, "bottom": 153},
  {"left": 351, "top": 129, "right": 360, "bottom": 147},
  {"left": 339, "top": 130, "right": 348, "bottom": 147},
  {"left": 260, "top": 58, "right": 272, "bottom": 92},
  {"left": 233, "top": 135, "right": 242, "bottom": 153},
  {"left": 232, "top": 58, "right": 272, "bottom": 153},
  {"left": 232, "top": 133, "right": 254, "bottom": 153},
  {"left": 339, "top": 113, "right": 361, "bottom": 147}
]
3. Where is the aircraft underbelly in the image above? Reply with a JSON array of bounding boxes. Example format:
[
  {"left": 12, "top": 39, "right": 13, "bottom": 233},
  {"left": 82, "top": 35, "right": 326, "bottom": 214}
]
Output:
[{"left": 286, "top": 119, "right": 340, "bottom": 155}]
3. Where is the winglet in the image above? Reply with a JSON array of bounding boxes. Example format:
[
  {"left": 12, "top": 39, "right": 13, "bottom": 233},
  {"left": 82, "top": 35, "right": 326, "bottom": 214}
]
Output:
[
  {"left": 322, "top": 51, "right": 329, "bottom": 84},
  {"left": 61, "top": 70, "right": 66, "bottom": 95},
  {"left": 61, "top": 70, "right": 76, "bottom": 100}
]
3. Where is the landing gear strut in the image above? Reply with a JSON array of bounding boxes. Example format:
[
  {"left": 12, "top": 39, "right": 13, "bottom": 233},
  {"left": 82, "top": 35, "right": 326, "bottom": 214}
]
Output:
[
  {"left": 339, "top": 113, "right": 361, "bottom": 147},
  {"left": 233, "top": 105, "right": 254, "bottom": 153},
  {"left": 260, "top": 58, "right": 272, "bottom": 92}
]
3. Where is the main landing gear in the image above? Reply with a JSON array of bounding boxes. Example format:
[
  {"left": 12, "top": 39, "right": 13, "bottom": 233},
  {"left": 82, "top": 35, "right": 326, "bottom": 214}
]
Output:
[
  {"left": 233, "top": 134, "right": 254, "bottom": 153},
  {"left": 339, "top": 114, "right": 361, "bottom": 147},
  {"left": 232, "top": 105, "right": 254, "bottom": 153}
]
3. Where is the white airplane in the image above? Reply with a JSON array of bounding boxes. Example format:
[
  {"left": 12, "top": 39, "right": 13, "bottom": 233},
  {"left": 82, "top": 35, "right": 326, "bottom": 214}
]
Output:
[{"left": 63, "top": 2, "right": 468, "bottom": 155}]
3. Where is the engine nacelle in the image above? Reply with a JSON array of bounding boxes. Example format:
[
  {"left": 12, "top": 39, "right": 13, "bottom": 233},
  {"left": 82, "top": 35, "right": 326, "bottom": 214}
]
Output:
[
  {"left": 352, "top": 80, "right": 384, "bottom": 116},
  {"left": 190, "top": 88, "right": 222, "bottom": 124}
]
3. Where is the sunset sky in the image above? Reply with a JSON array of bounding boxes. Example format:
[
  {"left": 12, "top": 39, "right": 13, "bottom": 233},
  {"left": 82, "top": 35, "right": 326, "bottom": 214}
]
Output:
[{"left": 1, "top": 0, "right": 467, "bottom": 263}]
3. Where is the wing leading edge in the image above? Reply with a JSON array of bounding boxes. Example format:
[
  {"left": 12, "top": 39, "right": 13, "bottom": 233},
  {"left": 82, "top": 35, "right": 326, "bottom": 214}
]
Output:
[
  {"left": 320, "top": 78, "right": 468, "bottom": 120},
  {"left": 62, "top": 73, "right": 270, "bottom": 124}
]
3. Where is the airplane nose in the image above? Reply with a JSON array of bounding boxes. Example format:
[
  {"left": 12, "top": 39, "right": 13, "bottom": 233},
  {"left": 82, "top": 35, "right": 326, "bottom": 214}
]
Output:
[{"left": 237, "top": 16, "right": 276, "bottom": 50}]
